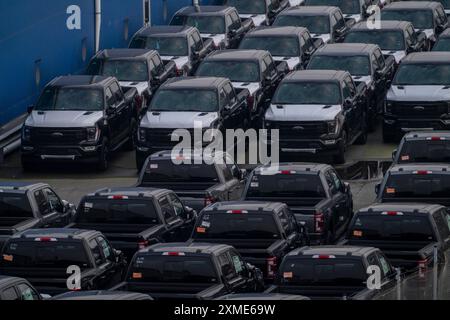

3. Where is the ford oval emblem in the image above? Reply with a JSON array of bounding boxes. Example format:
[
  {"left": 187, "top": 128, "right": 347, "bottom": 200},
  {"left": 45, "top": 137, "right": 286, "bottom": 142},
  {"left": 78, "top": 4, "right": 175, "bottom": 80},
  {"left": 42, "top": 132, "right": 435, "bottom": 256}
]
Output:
[
  {"left": 292, "top": 126, "right": 305, "bottom": 130},
  {"left": 413, "top": 106, "right": 425, "bottom": 111},
  {"left": 51, "top": 132, "right": 64, "bottom": 137}
]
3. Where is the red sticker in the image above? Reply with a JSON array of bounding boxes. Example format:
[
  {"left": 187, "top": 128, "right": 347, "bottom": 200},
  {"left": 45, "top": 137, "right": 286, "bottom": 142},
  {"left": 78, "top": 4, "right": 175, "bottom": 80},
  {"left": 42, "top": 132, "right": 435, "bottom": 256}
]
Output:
[
  {"left": 283, "top": 272, "right": 293, "bottom": 279},
  {"left": 353, "top": 230, "right": 363, "bottom": 237},
  {"left": 2, "top": 254, "right": 13, "bottom": 262},
  {"left": 196, "top": 227, "right": 206, "bottom": 233},
  {"left": 386, "top": 187, "right": 395, "bottom": 194},
  {"left": 401, "top": 155, "right": 409, "bottom": 161}
]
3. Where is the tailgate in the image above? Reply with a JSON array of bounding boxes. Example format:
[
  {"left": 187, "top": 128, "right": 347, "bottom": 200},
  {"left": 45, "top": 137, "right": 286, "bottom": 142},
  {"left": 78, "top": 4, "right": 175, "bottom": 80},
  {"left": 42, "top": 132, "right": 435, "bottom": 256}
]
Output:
[{"left": 278, "top": 285, "right": 362, "bottom": 299}]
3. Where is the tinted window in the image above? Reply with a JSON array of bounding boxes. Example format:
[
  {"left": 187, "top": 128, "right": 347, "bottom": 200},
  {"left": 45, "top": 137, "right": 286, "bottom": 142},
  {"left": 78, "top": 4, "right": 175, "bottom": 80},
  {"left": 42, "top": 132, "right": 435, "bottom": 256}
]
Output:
[
  {"left": 142, "top": 161, "right": 219, "bottom": 183},
  {"left": 129, "top": 255, "right": 218, "bottom": 283},
  {"left": 0, "top": 193, "right": 33, "bottom": 218},
  {"left": 225, "top": 0, "right": 267, "bottom": 14},
  {"left": 34, "top": 190, "right": 50, "bottom": 215},
  {"left": 308, "top": 55, "right": 371, "bottom": 76},
  {"left": 196, "top": 61, "right": 261, "bottom": 82},
  {"left": 77, "top": 199, "right": 160, "bottom": 224},
  {"left": 193, "top": 212, "right": 281, "bottom": 239},
  {"left": 96, "top": 60, "right": 148, "bottom": 82},
  {"left": 1, "top": 287, "right": 18, "bottom": 300},
  {"left": 131, "top": 36, "right": 188, "bottom": 56},
  {"left": 185, "top": 16, "right": 225, "bottom": 34},
  {"left": 35, "top": 88, "right": 104, "bottom": 111},
  {"left": 393, "top": 63, "right": 450, "bottom": 85},
  {"left": 43, "top": 188, "right": 62, "bottom": 213},
  {"left": 150, "top": 89, "right": 219, "bottom": 112},
  {"left": 218, "top": 252, "right": 236, "bottom": 280},
  {"left": 240, "top": 36, "right": 300, "bottom": 57},
  {"left": 17, "top": 283, "right": 40, "bottom": 300},
  {"left": 381, "top": 10, "right": 434, "bottom": 29},
  {"left": 159, "top": 196, "right": 176, "bottom": 222},
  {"left": 344, "top": 30, "right": 405, "bottom": 51},
  {"left": 397, "top": 140, "right": 450, "bottom": 163},
  {"left": 272, "top": 82, "right": 342, "bottom": 105},
  {"left": 246, "top": 173, "right": 326, "bottom": 199},
  {"left": 383, "top": 173, "right": 450, "bottom": 198},
  {"left": 89, "top": 238, "right": 104, "bottom": 265},
  {"left": 274, "top": 15, "right": 331, "bottom": 34},
  {"left": 349, "top": 214, "right": 435, "bottom": 241}
]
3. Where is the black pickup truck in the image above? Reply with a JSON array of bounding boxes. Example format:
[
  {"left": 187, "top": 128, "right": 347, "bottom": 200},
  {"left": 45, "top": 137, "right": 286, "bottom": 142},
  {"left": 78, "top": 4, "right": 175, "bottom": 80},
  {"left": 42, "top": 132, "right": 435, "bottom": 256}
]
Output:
[
  {"left": 136, "top": 151, "right": 247, "bottom": 212},
  {"left": 68, "top": 187, "right": 196, "bottom": 260},
  {"left": 0, "top": 182, "right": 75, "bottom": 250},
  {"left": 170, "top": 6, "right": 254, "bottom": 49},
  {"left": 0, "top": 229, "right": 127, "bottom": 295},
  {"left": 195, "top": 49, "right": 288, "bottom": 122},
  {"left": 0, "top": 276, "right": 44, "bottom": 300},
  {"left": 243, "top": 163, "right": 353, "bottom": 244},
  {"left": 190, "top": 201, "right": 308, "bottom": 281},
  {"left": 341, "top": 203, "right": 450, "bottom": 274},
  {"left": 22, "top": 75, "right": 138, "bottom": 171},
  {"left": 267, "top": 246, "right": 397, "bottom": 300},
  {"left": 86, "top": 49, "right": 176, "bottom": 111},
  {"left": 110, "top": 242, "right": 264, "bottom": 300}
]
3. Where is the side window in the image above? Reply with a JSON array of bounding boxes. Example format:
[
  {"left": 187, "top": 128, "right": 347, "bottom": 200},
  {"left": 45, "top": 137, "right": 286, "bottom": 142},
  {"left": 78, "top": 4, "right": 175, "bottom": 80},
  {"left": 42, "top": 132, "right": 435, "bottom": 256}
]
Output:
[
  {"left": 264, "top": 55, "right": 276, "bottom": 76},
  {"left": 325, "top": 171, "right": 337, "bottom": 194},
  {"left": 225, "top": 15, "right": 233, "bottom": 29},
  {"left": 192, "top": 31, "right": 202, "bottom": 50},
  {"left": 329, "top": 170, "right": 343, "bottom": 192},
  {"left": 405, "top": 27, "right": 415, "bottom": 46},
  {"left": 330, "top": 14, "right": 338, "bottom": 31},
  {"left": 342, "top": 81, "right": 352, "bottom": 100},
  {"left": 110, "top": 82, "right": 123, "bottom": 101},
  {"left": 278, "top": 210, "right": 291, "bottom": 234},
  {"left": 229, "top": 250, "right": 245, "bottom": 275},
  {"left": 434, "top": 211, "right": 450, "bottom": 239},
  {"left": 218, "top": 252, "right": 237, "bottom": 280},
  {"left": 34, "top": 190, "right": 50, "bottom": 216},
  {"left": 230, "top": 11, "right": 241, "bottom": 29},
  {"left": 375, "top": 49, "right": 385, "bottom": 69},
  {"left": 105, "top": 87, "right": 116, "bottom": 108},
  {"left": 159, "top": 196, "right": 177, "bottom": 222},
  {"left": 367, "top": 253, "right": 378, "bottom": 270},
  {"left": 344, "top": 77, "right": 356, "bottom": 97},
  {"left": 224, "top": 83, "right": 235, "bottom": 103},
  {"left": 1, "top": 287, "right": 19, "bottom": 300},
  {"left": 168, "top": 193, "right": 185, "bottom": 217},
  {"left": 377, "top": 253, "right": 392, "bottom": 278},
  {"left": 334, "top": 12, "right": 345, "bottom": 29},
  {"left": 302, "top": 33, "right": 315, "bottom": 53},
  {"left": 188, "top": 35, "right": 196, "bottom": 52},
  {"left": 436, "top": 7, "right": 447, "bottom": 26},
  {"left": 17, "top": 283, "right": 40, "bottom": 300},
  {"left": 371, "top": 54, "right": 379, "bottom": 73},
  {"left": 89, "top": 238, "right": 104, "bottom": 266},
  {"left": 97, "top": 236, "right": 114, "bottom": 262},
  {"left": 43, "top": 188, "right": 63, "bottom": 212},
  {"left": 219, "top": 88, "right": 228, "bottom": 109},
  {"left": 152, "top": 55, "right": 164, "bottom": 76}
]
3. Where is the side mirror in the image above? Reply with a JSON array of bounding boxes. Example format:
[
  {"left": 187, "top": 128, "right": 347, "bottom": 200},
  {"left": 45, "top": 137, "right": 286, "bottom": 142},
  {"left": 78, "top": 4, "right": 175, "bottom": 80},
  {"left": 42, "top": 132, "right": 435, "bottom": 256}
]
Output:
[
  {"left": 27, "top": 105, "right": 34, "bottom": 114},
  {"left": 61, "top": 200, "right": 70, "bottom": 213},
  {"left": 375, "top": 183, "right": 380, "bottom": 195},
  {"left": 114, "top": 249, "right": 124, "bottom": 263},
  {"left": 416, "top": 31, "right": 427, "bottom": 43},
  {"left": 40, "top": 294, "right": 52, "bottom": 300},
  {"left": 375, "top": 69, "right": 383, "bottom": 79},
  {"left": 392, "top": 149, "right": 397, "bottom": 161},
  {"left": 184, "top": 206, "right": 196, "bottom": 220},
  {"left": 343, "top": 182, "right": 350, "bottom": 193},
  {"left": 106, "top": 107, "right": 115, "bottom": 115},
  {"left": 344, "top": 98, "right": 353, "bottom": 108},
  {"left": 313, "top": 38, "right": 324, "bottom": 49},
  {"left": 240, "top": 168, "right": 248, "bottom": 180},
  {"left": 229, "top": 28, "right": 238, "bottom": 37}
]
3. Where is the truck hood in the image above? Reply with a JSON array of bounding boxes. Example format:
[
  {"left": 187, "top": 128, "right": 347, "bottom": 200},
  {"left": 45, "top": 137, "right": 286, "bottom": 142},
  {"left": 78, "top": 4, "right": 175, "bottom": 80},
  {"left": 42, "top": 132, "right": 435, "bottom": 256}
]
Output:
[
  {"left": 311, "top": 33, "right": 331, "bottom": 44},
  {"left": 160, "top": 55, "right": 190, "bottom": 70},
  {"left": 232, "top": 82, "right": 261, "bottom": 96},
  {"left": 25, "top": 110, "right": 103, "bottom": 128},
  {"left": 119, "top": 81, "right": 149, "bottom": 95},
  {"left": 273, "top": 56, "right": 301, "bottom": 71},
  {"left": 140, "top": 111, "right": 219, "bottom": 129},
  {"left": 382, "top": 50, "right": 406, "bottom": 64},
  {"left": 200, "top": 33, "right": 226, "bottom": 47},
  {"left": 265, "top": 104, "right": 342, "bottom": 122},
  {"left": 352, "top": 75, "right": 373, "bottom": 86},
  {"left": 344, "top": 14, "right": 363, "bottom": 23},
  {"left": 239, "top": 14, "right": 267, "bottom": 27},
  {"left": 387, "top": 85, "right": 450, "bottom": 102}
]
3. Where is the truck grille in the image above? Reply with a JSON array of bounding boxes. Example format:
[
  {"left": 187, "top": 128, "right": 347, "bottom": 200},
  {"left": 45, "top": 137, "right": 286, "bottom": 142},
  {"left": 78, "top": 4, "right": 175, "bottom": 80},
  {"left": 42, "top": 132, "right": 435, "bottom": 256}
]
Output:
[
  {"left": 145, "top": 128, "right": 197, "bottom": 146},
  {"left": 269, "top": 121, "right": 328, "bottom": 139},
  {"left": 31, "top": 128, "right": 87, "bottom": 145},
  {"left": 391, "top": 101, "right": 448, "bottom": 118}
]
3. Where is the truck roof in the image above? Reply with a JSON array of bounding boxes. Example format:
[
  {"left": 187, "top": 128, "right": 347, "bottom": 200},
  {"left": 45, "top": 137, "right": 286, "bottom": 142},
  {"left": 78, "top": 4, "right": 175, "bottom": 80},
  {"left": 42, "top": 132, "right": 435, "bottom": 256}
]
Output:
[
  {"left": 48, "top": 75, "right": 114, "bottom": 88},
  {"left": 383, "top": 1, "right": 442, "bottom": 10},
  {"left": 402, "top": 52, "right": 450, "bottom": 63},
  {"left": 314, "top": 43, "right": 379, "bottom": 56},
  {"left": 280, "top": 5, "right": 338, "bottom": 16},
  {"left": 135, "top": 25, "right": 195, "bottom": 37},
  {"left": 175, "top": 6, "right": 233, "bottom": 16},
  {"left": 93, "top": 49, "right": 158, "bottom": 61},
  {"left": 0, "top": 182, "right": 48, "bottom": 193},
  {"left": 350, "top": 20, "right": 412, "bottom": 31},
  {"left": 246, "top": 26, "right": 309, "bottom": 37},
  {"left": 11, "top": 228, "right": 99, "bottom": 241},
  {"left": 255, "top": 162, "right": 331, "bottom": 173},
  {"left": 282, "top": 70, "right": 349, "bottom": 82},
  {"left": 0, "top": 276, "right": 25, "bottom": 287},
  {"left": 52, "top": 290, "right": 152, "bottom": 301},
  {"left": 205, "top": 49, "right": 269, "bottom": 61},
  {"left": 403, "top": 130, "right": 450, "bottom": 140},
  {"left": 161, "top": 76, "right": 229, "bottom": 90},
  {"left": 388, "top": 163, "right": 450, "bottom": 173},
  {"left": 142, "top": 242, "right": 232, "bottom": 255},
  {"left": 203, "top": 201, "right": 287, "bottom": 213},
  {"left": 358, "top": 203, "right": 443, "bottom": 215},
  {"left": 86, "top": 187, "right": 170, "bottom": 199},
  {"left": 287, "top": 245, "right": 378, "bottom": 257}
]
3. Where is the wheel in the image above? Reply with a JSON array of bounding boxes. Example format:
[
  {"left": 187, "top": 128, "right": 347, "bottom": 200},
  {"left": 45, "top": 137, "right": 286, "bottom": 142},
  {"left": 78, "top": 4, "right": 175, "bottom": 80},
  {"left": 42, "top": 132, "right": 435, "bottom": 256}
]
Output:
[
  {"left": 355, "top": 113, "right": 368, "bottom": 145},
  {"left": 97, "top": 141, "right": 109, "bottom": 171},
  {"left": 333, "top": 130, "right": 347, "bottom": 164},
  {"left": 124, "top": 119, "right": 137, "bottom": 151}
]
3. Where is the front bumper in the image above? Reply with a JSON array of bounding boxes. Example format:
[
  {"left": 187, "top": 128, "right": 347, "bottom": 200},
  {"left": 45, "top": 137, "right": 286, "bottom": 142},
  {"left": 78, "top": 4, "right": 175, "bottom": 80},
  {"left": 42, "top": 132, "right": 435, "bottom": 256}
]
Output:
[
  {"left": 383, "top": 116, "right": 450, "bottom": 137},
  {"left": 21, "top": 144, "right": 102, "bottom": 164},
  {"left": 267, "top": 137, "right": 343, "bottom": 156}
]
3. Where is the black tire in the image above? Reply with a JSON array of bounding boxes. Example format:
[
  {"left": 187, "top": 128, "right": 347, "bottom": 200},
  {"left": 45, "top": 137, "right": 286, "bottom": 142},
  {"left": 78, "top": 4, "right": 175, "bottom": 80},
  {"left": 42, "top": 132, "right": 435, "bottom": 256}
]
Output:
[
  {"left": 97, "top": 141, "right": 109, "bottom": 171},
  {"left": 333, "top": 130, "right": 347, "bottom": 164},
  {"left": 124, "top": 119, "right": 137, "bottom": 151},
  {"left": 355, "top": 113, "right": 368, "bottom": 145}
]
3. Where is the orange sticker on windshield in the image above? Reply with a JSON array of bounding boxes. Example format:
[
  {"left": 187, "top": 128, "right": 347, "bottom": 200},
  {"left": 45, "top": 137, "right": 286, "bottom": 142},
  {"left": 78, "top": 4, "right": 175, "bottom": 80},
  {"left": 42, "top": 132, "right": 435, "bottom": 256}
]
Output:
[
  {"left": 401, "top": 155, "right": 409, "bottom": 161},
  {"left": 353, "top": 230, "right": 363, "bottom": 237},
  {"left": 283, "top": 272, "right": 293, "bottom": 279},
  {"left": 2, "top": 254, "right": 13, "bottom": 262},
  {"left": 386, "top": 187, "right": 396, "bottom": 194},
  {"left": 132, "top": 272, "right": 142, "bottom": 279},
  {"left": 196, "top": 227, "right": 206, "bottom": 233}
]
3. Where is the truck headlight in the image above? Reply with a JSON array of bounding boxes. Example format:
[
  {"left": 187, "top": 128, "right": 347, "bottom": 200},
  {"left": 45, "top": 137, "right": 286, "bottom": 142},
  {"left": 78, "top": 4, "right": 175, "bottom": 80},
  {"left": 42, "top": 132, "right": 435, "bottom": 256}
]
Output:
[
  {"left": 22, "top": 126, "right": 32, "bottom": 142},
  {"left": 138, "top": 128, "right": 146, "bottom": 143},
  {"left": 327, "top": 120, "right": 338, "bottom": 134},
  {"left": 86, "top": 126, "right": 100, "bottom": 142}
]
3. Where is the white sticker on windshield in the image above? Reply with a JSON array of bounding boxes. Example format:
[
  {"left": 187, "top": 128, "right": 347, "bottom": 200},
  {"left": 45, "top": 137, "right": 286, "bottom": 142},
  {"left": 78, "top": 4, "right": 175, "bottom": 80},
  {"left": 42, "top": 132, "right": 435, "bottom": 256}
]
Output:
[
  {"left": 84, "top": 202, "right": 93, "bottom": 208},
  {"left": 201, "top": 221, "right": 211, "bottom": 228},
  {"left": 251, "top": 182, "right": 259, "bottom": 187},
  {"left": 150, "top": 164, "right": 158, "bottom": 169}
]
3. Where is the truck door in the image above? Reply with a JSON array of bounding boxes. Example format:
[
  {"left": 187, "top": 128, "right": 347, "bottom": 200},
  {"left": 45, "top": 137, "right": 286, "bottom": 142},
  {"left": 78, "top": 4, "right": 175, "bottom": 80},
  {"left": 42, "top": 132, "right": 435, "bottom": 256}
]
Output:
[{"left": 42, "top": 187, "right": 66, "bottom": 226}]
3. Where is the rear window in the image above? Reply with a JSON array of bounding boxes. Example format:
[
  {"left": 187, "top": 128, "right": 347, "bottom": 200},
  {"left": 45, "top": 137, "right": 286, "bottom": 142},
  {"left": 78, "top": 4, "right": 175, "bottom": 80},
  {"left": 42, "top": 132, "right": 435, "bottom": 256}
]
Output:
[
  {"left": 246, "top": 173, "right": 326, "bottom": 198},
  {"left": 279, "top": 257, "right": 366, "bottom": 286},
  {"left": 2, "top": 241, "right": 90, "bottom": 269},
  {"left": 397, "top": 140, "right": 450, "bottom": 163},
  {"left": 348, "top": 214, "right": 435, "bottom": 242},
  {"left": 142, "top": 161, "right": 219, "bottom": 183},
  {"left": 382, "top": 173, "right": 450, "bottom": 198},
  {"left": 76, "top": 199, "right": 160, "bottom": 224},
  {"left": 0, "top": 193, "right": 33, "bottom": 218},
  {"left": 129, "top": 255, "right": 218, "bottom": 284},
  {"left": 193, "top": 212, "right": 281, "bottom": 240}
]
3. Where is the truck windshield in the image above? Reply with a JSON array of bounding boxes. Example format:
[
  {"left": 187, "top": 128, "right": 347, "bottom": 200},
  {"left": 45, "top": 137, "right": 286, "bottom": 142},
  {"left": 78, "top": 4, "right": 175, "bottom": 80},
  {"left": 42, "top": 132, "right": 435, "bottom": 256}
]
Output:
[
  {"left": 305, "top": 0, "right": 361, "bottom": 14},
  {"left": 102, "top": 60, "right": 149, "bottom": 82},
  {"left": 274, "top": 15, "right": 330, "bottom": 34},
  {"left": 433, "top": 38, "right": 450, "bottom": 51},
  {"left": 196, "top": 61, "right": 261, "bottom": 82},
  {"left": 150, "top": 89, "right": 219, "bottom": 112},
  {"left": 2, "top": 241, "right": 90, "bottom": 269},
  {"left": 35, "top": 88, "right": 104, "bottom": 111},
  {"left": 239, "top": 36, "right": 300, "bottom": 57},
  {"left": 393, "top": 63, "right": 450, "bottom": 85},
  {"left": 142, "top": 161, "right": 219, "bottom": 183},
  {"left": 0, "top": 194, "right": 33, "bottom": 218},
  {"left": 279, "top": 257, "right": 366, "bottom": 286},
  {"left": 193, "top": 213, "right": 281, "bottom": 239},
  {"left": 225, "top": 0, "right": 267, "bottom": 14},
  {"left": 348, "top": 214, "right": 435, "bottom": 241},
  {"left": 397, "top": 140, "right": 450, "bottom": 163},
  {"left": 308, "top": 55, "right": 370, "bottom": 76},
  {"left": 344, "top": 30, "right": 405, "bottom": 51},
  {"left": 383, "top": 174, "right": 450, "bottom": 198},
  {"left": 130, "top": 36, "right": 189, "bottom": 56},
  {"left": 128, "top": 255, "right": 218, "bottom": 284},
  {"left": 185, "top": 16, "right": 226, "bottom": 34},
  {"left": 272, "top": 82, "right": 341, "bottom": 105},
  {"left": 246, "top": 174, "right": 326, "bottom": 198},
  {"left": 381, "top": 10, "right": 434, "bottom": 29},
  {"left": 76, "top": 199, "right": 160, "bottom": 224}
]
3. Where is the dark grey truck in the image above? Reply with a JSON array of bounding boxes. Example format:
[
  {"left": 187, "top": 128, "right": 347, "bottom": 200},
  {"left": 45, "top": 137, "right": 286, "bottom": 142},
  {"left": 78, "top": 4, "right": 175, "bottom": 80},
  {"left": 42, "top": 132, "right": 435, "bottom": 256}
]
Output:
[
  {"left": 136, "top": 151, "right": 247, "bottom": 212},
  {"left": 243, "top": 163, "right": 353, "bottom": 244},
  {"left": 0, "top": 182, "right": 75, "bottom": 250},
  {"left": 110, "top": 242, "right": 264, "bottom": 300},
  {"left": 68, "top": 187, "right": 197, "bottom": 260},
  {"left": 190, "top": 201, "right": 309, "bottom": 281},
  {"left": 341, "top": 203, "right": 450, "bottom": 274}
]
